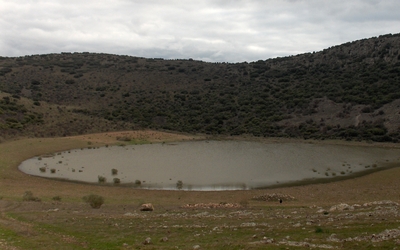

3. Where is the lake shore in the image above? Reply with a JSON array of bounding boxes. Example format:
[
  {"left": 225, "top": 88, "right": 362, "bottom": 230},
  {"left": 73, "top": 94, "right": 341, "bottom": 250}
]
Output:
[
  {"left": 0, "top": 130, "right": 399, "bottom": 205},
  {"left": 16, "top": 133, "right": 400, "bottom": 191}
]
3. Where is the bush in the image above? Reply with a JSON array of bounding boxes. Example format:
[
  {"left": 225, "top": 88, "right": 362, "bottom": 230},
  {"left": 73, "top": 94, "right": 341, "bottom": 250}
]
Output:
[
  {"left": 23, "top": 191, "right": 41, "bottom": 202},
  {"left": 116, "top": 136, "right": 131, "bottom": 142},
  {"left": 98, "top": 175, "right": 106, "bottom": 183},
  {"left": 52, "top": 196, "right": 61, "bottom": 201},
  {"left": 65, "top": 79, "right": 75, "bottom": 84},
  {"left": 239, "top": 199, "right": 249, "bottom": 208},
  {"left": 135, "top": 180, "right": 142, "bottom": 185},
  {"left": 176, "top": 180, "right": 183, "bottom": 190},
  {"left": 113, "top": 178, "right": 120, "bottom": 184},
  {"left": 111, "top": 168, "right": 118, "bottom": 175},
  {"left": 83, "top": 194, "right": 104, "bottom": 209}
]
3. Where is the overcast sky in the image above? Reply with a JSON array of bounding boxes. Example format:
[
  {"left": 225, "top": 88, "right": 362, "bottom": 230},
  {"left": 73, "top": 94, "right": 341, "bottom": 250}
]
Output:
[{"left": 1, "top": 0, "right": 399, "bottom": 63}]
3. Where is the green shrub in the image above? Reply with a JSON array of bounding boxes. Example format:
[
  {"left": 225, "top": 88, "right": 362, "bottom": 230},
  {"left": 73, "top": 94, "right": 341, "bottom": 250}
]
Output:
[
  {"left": 23, "top": 191, "right": 41, "bottom": 202},
  {"left": 98, "top": 175, "right": 106, "bottom": 183},
  {"left": 50, "top": 169, "right": 56, "bottom": 173},
  {"left": 135, "top": 180, "right": 142, "bottom": 185},
  {"left": 39, "top": 167, "right": 46, "bottom": 173},
  {"left": 113, "top": 178, "right": 120, "bottom": 184},
  {"left": 116, "top": 136, "right": 131, "bottom": 142},
  {"left": 52, "top": 196, "right": 61, "bottom": 201},
  {"left": 83, "top": 194, "right": 104, "bottom": 209},
  {"left": 111, "top": 168, "right": 118, "bottom": 175},
  {"left": 176, "top": 180, "right": 183, "bottom": 190},
  {"left": 239, "top": 199, "right": 249, "bottom": 208}
]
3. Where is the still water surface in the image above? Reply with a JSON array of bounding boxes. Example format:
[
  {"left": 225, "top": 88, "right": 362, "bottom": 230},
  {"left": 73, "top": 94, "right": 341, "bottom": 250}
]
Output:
[{"left": 18, "top": 141, "right": 400, "bottom": 190}]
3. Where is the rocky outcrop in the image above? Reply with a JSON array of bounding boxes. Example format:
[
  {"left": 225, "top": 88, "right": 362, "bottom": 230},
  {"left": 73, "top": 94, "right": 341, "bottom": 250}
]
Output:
[{"left": 329, "top": 203, "right": 354, "bottom": 212}]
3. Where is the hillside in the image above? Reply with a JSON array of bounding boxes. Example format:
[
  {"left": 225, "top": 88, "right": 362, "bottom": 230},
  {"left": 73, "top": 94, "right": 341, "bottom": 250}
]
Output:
[{"left": 1, "top": 33, "right": 400, "bottom": 141}]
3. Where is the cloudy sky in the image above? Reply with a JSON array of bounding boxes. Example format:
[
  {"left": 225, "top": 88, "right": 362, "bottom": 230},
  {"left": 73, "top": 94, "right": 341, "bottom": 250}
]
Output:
[{"left": 1, "top": 0, "right": 399, "bottom": 62}]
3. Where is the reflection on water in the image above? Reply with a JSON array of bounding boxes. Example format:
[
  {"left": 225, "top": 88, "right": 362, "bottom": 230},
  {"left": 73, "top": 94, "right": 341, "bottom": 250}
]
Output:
[{"left": 18, "top": 141, "right": 400, "bottom": 190}]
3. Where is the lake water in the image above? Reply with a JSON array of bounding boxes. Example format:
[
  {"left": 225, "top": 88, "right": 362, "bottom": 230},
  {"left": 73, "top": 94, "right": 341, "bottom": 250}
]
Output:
[{"left": 18, "top": 140, "right": 400, "bottom": 190}]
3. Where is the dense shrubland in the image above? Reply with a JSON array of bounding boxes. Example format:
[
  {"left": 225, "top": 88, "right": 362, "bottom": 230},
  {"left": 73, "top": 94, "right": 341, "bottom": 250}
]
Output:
[{"left": 1, "top": 33, "right": 400, "bottom": 141}]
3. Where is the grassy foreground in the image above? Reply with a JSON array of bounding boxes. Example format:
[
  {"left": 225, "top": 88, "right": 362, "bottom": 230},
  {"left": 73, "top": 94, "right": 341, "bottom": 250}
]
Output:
[{"left": 1, "top": 131, "right": 400, "bottom": 249}]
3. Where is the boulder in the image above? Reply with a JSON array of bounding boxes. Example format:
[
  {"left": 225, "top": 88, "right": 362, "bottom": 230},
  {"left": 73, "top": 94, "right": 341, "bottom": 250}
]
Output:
[{"left": 140, "top": 203, "right": 154, "bottom": 211}]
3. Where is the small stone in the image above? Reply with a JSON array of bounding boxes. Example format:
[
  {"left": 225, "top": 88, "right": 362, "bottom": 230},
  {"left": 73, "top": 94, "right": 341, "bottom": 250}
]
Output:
[
  {"left": 143, "top": 237, "right": 151, "bottom": 245},
  {"left": 193, "top": 244, "right": 201, "bottom": 249},
  {"left": 262, "top": 237, "right": 274, "bottom": 244},
  {"left": 160, "top": 237, "right": 168, "bottom": 242}
]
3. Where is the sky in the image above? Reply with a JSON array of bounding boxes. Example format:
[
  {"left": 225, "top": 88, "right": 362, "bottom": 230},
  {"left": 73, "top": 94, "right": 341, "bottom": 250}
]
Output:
[{"left": 1, "top": 0, "right": 399, "bottom": 63}]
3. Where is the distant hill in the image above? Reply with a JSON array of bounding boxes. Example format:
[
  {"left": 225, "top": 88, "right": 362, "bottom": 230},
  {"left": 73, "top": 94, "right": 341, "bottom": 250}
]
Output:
[{"left": 1, "top": 33, "right": 400, "bottom": 142}]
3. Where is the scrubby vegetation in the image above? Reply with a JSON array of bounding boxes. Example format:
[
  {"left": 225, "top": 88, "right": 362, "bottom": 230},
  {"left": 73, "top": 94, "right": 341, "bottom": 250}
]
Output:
[
  {"left": 1, "top": 34, "right": 400, "bottom": 142},
  {"left": 82, "top": 194, "right": 104, "bottom": 209},
  {"left": 98, "top": 175, "right": 106, "bottom": 183},
  {"left": 52, "top": 195, "right": 61, "bottom": 201},
  {"left": 22, "top": 191, "right": 41, "bottom": 202},
  {"left": 176, "top": 180, "right": 183, "bottom": 190}
]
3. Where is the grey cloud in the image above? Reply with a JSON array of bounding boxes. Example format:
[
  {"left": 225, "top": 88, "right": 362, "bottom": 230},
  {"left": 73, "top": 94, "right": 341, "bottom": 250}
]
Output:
[{"left": 0, "top": 0, "right": 399, "bottom": 62}]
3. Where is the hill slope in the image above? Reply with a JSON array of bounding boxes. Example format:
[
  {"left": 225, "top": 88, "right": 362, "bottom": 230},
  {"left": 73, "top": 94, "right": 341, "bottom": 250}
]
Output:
[{"left": 1, "top": 33, "right": 400, "bottom": 141}]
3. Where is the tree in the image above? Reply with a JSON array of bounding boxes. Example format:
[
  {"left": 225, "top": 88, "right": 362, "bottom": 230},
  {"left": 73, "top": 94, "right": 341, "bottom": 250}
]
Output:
[{"left": 176, "top": 180, "right": 183, "bottom": 190}]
